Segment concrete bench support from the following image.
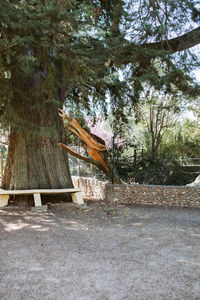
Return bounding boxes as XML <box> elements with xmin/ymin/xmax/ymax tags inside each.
<box><xmin>71</xmin><ymin>191</ymin><xmax>84</xmax><ymax>205</ymax></box>
<box><xmin>33</xmin><ymin>193</ymin><xmax>42</xmax><ymax>207</ymax></box>
<box><xmin>0</xmin><ymin>195</ymin><xmax>9</xmax><ymax>207</ymax></box>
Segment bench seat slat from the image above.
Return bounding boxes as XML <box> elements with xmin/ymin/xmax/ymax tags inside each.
<box><xmin>0</xmin><ymin>188</ymin><xmax>81</xmax><ymax>195</ymax></box>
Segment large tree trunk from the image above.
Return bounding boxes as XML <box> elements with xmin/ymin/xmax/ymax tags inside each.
<box><xmin>1</xmin><ymin>110</ymin><xmax>73</xmax><ymax>205</ymax></box>
<box><xmin>2</xmin><ymin>126</ymin><xmax>73</xmax><ymax>190</ymax></box>
<box><xmin>1</xmin><ymin>71</ymin><xmax>73</xmax><ymax>205</ymax></box>
<box><xmin>2</xmin><ymin>110</ymin><xmax>73</xmax><ymax>205</ymax></box>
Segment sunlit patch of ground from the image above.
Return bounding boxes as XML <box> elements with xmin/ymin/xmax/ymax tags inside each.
<box><xmin>0</xmin><ymin>203</ymin><xmax>200</xmax><ymax>300</ymax></box>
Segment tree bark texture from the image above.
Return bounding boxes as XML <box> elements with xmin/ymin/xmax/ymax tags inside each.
<box><xmin>2</xmin><ymin>122</ymin><xmax>73</xmax><ymax>190</ymax></box>
<box><xmin>1</xmin><ymin>71</ymin><xmax>73</xmax><ymax>203</ymax></box>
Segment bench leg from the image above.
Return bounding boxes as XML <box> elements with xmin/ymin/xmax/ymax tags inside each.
<box><xmin>71</xmin><ymin>192</ymin><xmax>84</xmax><ymax>205</ymax></box>
<box><xmin>33</xmin><ymin>193</ymin><xmax>42</xmax><ymax>207</ymax></box>
<box><xmin>0</xmin><ymin>195</ymin><xmax>9</xmax><ymax>207</ymax></box>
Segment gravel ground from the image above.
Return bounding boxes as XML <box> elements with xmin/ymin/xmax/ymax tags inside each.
<box><xmin>0</xmin><ymin>202</ymin><xmax>200</xmax><ymax>300</ymax></box>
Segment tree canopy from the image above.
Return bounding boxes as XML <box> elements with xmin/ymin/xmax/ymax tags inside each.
<box><xmin>0</xmin><ymin>0</ymin><xmax>200</xmax><ymax>125</ymax></box>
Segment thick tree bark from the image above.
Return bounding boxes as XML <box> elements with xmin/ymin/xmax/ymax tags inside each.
<box><xmin>2</xmin><ymin>125</ymin><xmax>73</xmax><ymax>190</ymax></box>
<box><xmin>1</xmin><ymin>70</ymin><xmax>73</xmax><ymax>205</ymax></box>
<box><xmin>2</xmin><ymin>111</ymin><xmax>73</xmax><ymax>205</ymax></box>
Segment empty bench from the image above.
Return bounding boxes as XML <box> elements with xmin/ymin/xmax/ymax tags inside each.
<box><xmin>0</xmin><ymin>188</ymin><xmax>84</xmax><ymax>207</ymax></box>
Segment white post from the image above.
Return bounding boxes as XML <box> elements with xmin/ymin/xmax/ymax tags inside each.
<box><xmin>71</xmin><ymin>192</ymin><xmax>84</xmax><ymax>205</ymax></box>
<box><xmin>0</xmin><ymin>195</ymin><xmax>9</xmax><ymax>207</ymax></box>
<box><xmin>33</xmin><ymin>193</ymin><xmax>42</xmax><ymax>206</ymax></box>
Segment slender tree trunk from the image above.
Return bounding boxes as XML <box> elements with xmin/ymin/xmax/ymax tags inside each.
<box><xmin>151</xmin><ymin>132</ymin><xmax>156</xmax><ymax>161</ymax></box>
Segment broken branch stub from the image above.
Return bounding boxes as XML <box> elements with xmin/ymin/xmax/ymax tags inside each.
<box><xmin>58</xmin><ymin>110</ymin><xmax>120</xmax><ymax>183</ymax></box>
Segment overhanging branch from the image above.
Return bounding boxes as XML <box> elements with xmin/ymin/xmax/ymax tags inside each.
<box><xmin>89</xmin><ymin>27</ymin><xmax>200</xmax><ymax>66</ymax></box>
<box><xmin>121</xmin><ymin>27</ymin><xmax>200</xmax><ymax>64</ymax></box>
<box><xmin>140</xmin><ymin>26</ymin><xmax>200</xmax><ymax>53</ymax></box>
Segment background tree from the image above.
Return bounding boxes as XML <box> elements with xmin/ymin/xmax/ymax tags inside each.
<box><xmin>160</xmin><ymin>118</ymin><xmax>200</xmax><ymax>159</ymax></box>
<box><xmin>101</xmin><ymin>90</ymin><xmax>200</xmax><ymax>185</ymax></box>
<box><xmin>139</xmin><ymin>87</ymin><xmax>183</xmax><ymax>161</ymax></box>
<box><xmin>0</xmin><ymin>0</ymin><xmax>200</xmax><ymax>200</ymax></box>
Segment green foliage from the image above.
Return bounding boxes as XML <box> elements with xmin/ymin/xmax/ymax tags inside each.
<box><xmin>160</xmin><ymin>118</ymin><xmax>200</xmax><ymax>158</ymax></box>
<box><xmin>108</xmin><ymin>91</ymin><xmax>200</xmax><ymax>185</ymax></box>
<box><xmin>0</xmin><ymin>0</ymin><xmax>200</xmax><ymax>132</ymax></box>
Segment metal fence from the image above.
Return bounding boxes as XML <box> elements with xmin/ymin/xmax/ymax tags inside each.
<box><xmin>68</xmin><ymin>154</ymin><xmax>106</xmax><ymax>180</ymax></box>
<box><xmin>179</xmin><ymin>158</ymin><xmax>200</xmax><ymax>166</ymax></box>
<box><xmin>67</xmin><ymin>147</ymin><xmax>200</xmax><ymax>185</ymax></box>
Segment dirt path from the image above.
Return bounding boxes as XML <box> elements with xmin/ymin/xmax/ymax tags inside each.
<box><xmin>0</xmin><ymin>203</ymin><xmax>200</xmax><ymax>300</ymax></box>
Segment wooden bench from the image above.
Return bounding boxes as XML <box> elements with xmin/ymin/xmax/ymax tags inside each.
<box><xmin>0</xmin><ymin>188</ymin><xmax>84</xmax><ymax>207</ymax></box>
